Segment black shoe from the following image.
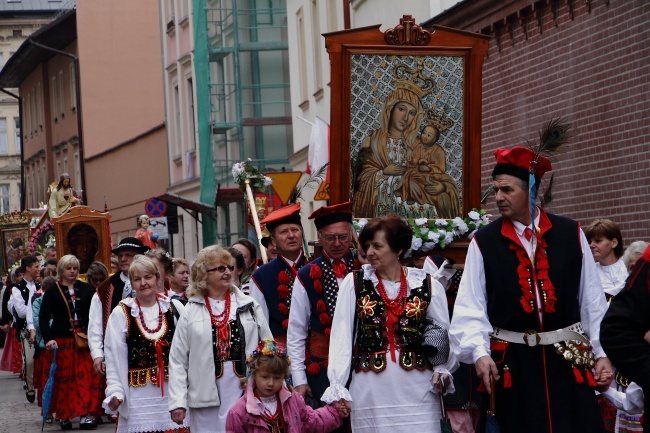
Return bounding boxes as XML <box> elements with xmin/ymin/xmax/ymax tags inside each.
<box><xmin>79</xmin><ymin>415</ymin><xmax>97</xmax><ymax>430</ymax></box>
<box><xmin>60</xmin><ymin>419</ymin><xmax>73</xmax><ymax>430</ymax></box>
<box><xmin>25</xmin><ymin>390</ymin><xmax>35</xmax><ymax>403</ymax></box>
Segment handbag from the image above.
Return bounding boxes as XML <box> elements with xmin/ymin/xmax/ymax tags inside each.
<box><xmin>56</xmin><ymin>283</ymin><xmax>89</xmax><ymax>350</ymax></box>
<box><xmin>421</xmin><ymin>318</ymin><xmax>450</xmax><ymax>366</ymax></box>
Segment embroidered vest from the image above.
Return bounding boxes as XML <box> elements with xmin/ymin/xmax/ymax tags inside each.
<box><xmin>352</xmin><ymin>270</ymin><xmax>432</xmax><ymax>373</ymax></box>
<box><xmin>474</xmin><ymin>214</ymin><xmax>582</xmax><ymax>332</ymax></box>
<box><xmin>251</xmin><ymin>256</ymin><xmax>306</xmax><ymax>337</ymax></box>
<box><xmin>213</xmin><ymin>319</ymin><xmax>246</xmax><ymax>379</ymax></box>
<box><xmin>123</xmin><ymin>304</ymin><xmax>175</xmax><ymax>387</ymax></box>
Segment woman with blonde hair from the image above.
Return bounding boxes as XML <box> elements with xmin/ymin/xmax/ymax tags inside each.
<box><xmin>39</xmin><ymin>254</ymin><xmax>103</xmax><ymax>430</ymax></box>
<box><xmin>168</xmin><ymin>245</ymin><xmax>272</xmax><ymax>433</ymax></box>
<box><xmin>103</xmin><ymin>255</ymin><xmax>189</xmax><ymax>432</ymax></box>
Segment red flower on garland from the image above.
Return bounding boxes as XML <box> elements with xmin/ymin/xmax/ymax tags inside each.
<box><xmin>357</xmin><ymin>295</ymin><xmax>377</xmax><ymax>320</ymax></box>
<box><xmin>282</xmin><ymin>319</ymin><xmax>289</xmax><ymax>329</ymax></box>
<box><xmin>278</xmin><ymin>272</ymin><xmax>290</xmax><ymax>284</ymax></box>
<box><xmin>405</xmin><ymin>296</ymin><xmax>428</xmax><ymax>321</ymax></box>
<box><xmin>316</xmin><ymin>300</ymin><xmax>327</xmax><ymax>313</ymax></box>
<box><xmin>278</xmin><ymin>303</ymin><xmax>289</xmax><ymax>316</ymax></box>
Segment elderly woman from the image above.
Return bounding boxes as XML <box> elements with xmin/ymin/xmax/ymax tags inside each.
<box><xmin>622</xmin><ymin>241</ymin><xmax>649</xmax><ymax>274</ymax></box>
<box><xmin>168</xmin><ymin>245</ymin><xmax>272</xmax><ymax>433</ymax></box>
<box><xmin>103</xmin><ymin>255</ymin><xmax>189</xmax><ymax>432</ymax></box>
<box><xmin>39</xmin><ymin>254</ymin><xmax>103</xmax><ymax>430</ymax></box>
<box><xmin>322</xmin><ymin>215</ymin><xmax>457</xmax><ymax>433</ymax></box>
<box><xmin>584</xmin><ymin>219</ymin><xmax>628</xmax><ymax>299</ymax></box>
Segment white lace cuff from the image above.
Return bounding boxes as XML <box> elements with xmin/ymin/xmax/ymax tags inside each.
<box><xmin>320</xmin><ymin>382</ymin><xmax>353</xmax><ymax>404</ymax></box>
<box><xmin>430</xmin><ymin>368</ymin><xmax>456</xmax><ymax>395</ymax></box>
<box><xmin>102</xmin><ymin>392</ymin><xmax>125</xmax><ymax>415</ymax></box>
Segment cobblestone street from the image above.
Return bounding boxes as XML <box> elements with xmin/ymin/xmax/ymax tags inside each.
<box><xmin>0</xmin><ymin>349</ymin><xmax>114</xmax><ymax>433</ymax></box>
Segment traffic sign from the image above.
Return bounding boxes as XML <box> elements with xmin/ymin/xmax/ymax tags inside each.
<box><xmin>145</xmin><ymin>198</ymin><xmax>167</xmax><ymax>218</ymax></box>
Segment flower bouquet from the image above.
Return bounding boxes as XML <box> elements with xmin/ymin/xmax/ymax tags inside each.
<box><xmin>353</xmin><ymin>209</ymin><xmax>490</xmax><ymax>258</ymax></box>
<box><xmin>231</xmin><ymin>158</ymin><xmax>273</xmax><ymax>192</ymax></box>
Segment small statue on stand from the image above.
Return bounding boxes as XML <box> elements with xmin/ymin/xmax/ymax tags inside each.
<box><xmin>48</xmin><ymin>173</ymin><xmax>82</xmax><ymax>219</ymax></box>
<box><xmin>135</xmin><ymin>214</ymin><xmax>158</xmax><ymax>249</ymax></box>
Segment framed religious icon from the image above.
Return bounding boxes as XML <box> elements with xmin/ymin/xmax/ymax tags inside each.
<box><xmin>0</xmin><ymin>210</ymin><xmax>31</xmax><ymax>270</ymax></box>
<box><xmin>325</xmin><ymin>17</ymin><xmax>488</xmax><ymax>219</ymax></box>
<box><xmin>51</xmin><ymin>205</ymin><xmax>112</xmax><ymax>275</ymax></box>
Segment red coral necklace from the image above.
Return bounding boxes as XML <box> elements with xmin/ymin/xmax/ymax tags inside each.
<box><xmin>205</xmin><ymin>291</ymin><xmax>231</xmax><ymax>328</ymax></box>
<box><xmin>136</xmin><ymin>298</ymin><xmax>163</xmax><ymax>334</ymax></box>
<box><xmin>376</xmin><ymin>267</ymin><xmax>408</xmax><ymax>316</ymax></box>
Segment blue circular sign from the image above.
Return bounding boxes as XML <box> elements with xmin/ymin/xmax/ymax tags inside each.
<box><xmin>145</xmin><ymin>198</ymin><xmax>167</xmax><ymax>218</ymax></box>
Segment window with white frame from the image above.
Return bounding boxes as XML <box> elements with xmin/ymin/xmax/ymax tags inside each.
<box><xmin>0</xmin><ymin>184</ymin><xmax>9</xmax><ymax>213</ymax></box>
<box><xmin>310</xmin><ymin>0</ymin><xmax>323</xmax><ymax>94</ymax></box>
<box><xmin>58</xmin><ymin>70</ymin><xmax>64</xmax><ymax>118</ymax></box>
<box><xmin>14</xmin><ymin>118</ymin><xmax>20</xmax><ymax>153</ymax></box>
<box><xmin>52</xmin><ymin>75</ymin><xmax>58</xmax><ymax>122</ymax></box>
<box><xmin>0</xmin><ymin>118</ymin><xmax>7</xmax><ymax>155</ymax></box>
<box><xmin>186</xmin><ymin>77</ymin><xmax>195</xmax><ymax>149</ymax></box>
<box><xmin>69</xmin><ymin>63</ymin><xmax>76</xmax><ymax>111</ymax></box>
<box><xmin>174</xmin><ymin>83</ymin><xmax>181</xmax><ymax>155</ymax></box>
<box><xmin>296</xmin><ymin>8</ymin><xmax>308</xmax><ymax>105</ymax></box>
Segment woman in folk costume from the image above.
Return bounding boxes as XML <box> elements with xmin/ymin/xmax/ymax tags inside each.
<box><xmin>103</xmin><ymin>255</ymin><xmax>189</xmax><ymax>433</ymax></box>
<box><xmin>0</xmin><ymin>267</ymin><xmax>23</xmax><ymax>374</ymax></box>
<box><xmin>322</xmin><ymin>215</ymin><xmax>457</xmax><ymax>432</ymax></box>
<box><xmin>39</xmin><ymin>255</ymin><xmax>104</xmax><ymax>430</ymax></box>
<box><xmin>168</xmin><ymin>245</ymin><xmax>272</xmax><ymax>433</ymax></box>
<box><xmin>351</xmin><ymin>62</ymin><xmax>427</xmax><ymax>218</ymax></box>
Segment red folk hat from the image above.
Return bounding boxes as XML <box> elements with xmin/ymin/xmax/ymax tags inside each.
<box><xmin>261</xmin><ymin>203</ymin><xmax>302</xmax><ymax>233</ymax></box>
<box><xmin>491</xmin><ymin>146</ymin><xmax>552</xmax><ymax>182</ymax></box>
<box><xmin>308</xmin><ymin>201</ymin><xmax>353</xmax><ymax>231</ymax></box>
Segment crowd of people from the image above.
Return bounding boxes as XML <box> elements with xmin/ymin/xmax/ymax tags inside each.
<box><xmin>0</xmin><ymin>143</ymin><xmax>648</xmax><ymax>433</ymax></box>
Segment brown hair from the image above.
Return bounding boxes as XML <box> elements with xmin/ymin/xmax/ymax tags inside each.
<box><xmin>244</xmin><ymin>353</ymin><xmax>292</xmax><ymax>391</ymax></box>
<box><xmin>187</xmin><ymin>245</ymin><xmax>233</xmax><ymax>298</ymax></box>
<box><xmin>584</xmin><ymin>219</ymin><xmax>624</xmax><ymax>259</ymax></box>
<box><xmin>358</xmin><ymin>214</ymin><xmax>413</xmax><ymax>260</ymax></box>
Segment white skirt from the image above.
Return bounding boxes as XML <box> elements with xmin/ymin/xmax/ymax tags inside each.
<box><xmin>118</xmin><ymin>381</ymin><xmax>190</xmax><ymax>433</ymax></box>
<box><xmin>190</xmin><ymin>361</ymin><xmax>244</xmax><ymax>433</ymax></box>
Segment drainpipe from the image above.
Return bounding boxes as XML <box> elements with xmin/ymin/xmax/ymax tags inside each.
<box><xmin>0</xmin><ymin>88</ymin><xmax>23</xmax><ymax>210</ymax></box>
<box><xmin>28</xmin><ymin>39</ymin><xmax>86</xmax><ymax>205</ymax></box>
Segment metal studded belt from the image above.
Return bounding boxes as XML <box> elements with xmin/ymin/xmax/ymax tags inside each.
<box><xmin>491</xmin><ymin>322</ymin><xmax>589</xmax><ymax>347</ymax></box>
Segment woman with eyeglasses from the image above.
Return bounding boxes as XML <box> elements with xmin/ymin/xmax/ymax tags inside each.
<box><xmin>168</xmin><ymin>245</ymin><xmax>272</xmax><ymax>433</ymax></box>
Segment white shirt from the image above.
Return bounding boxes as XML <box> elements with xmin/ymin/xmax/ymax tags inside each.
<box><xmin>287</xmin><ymin>258</ymin><xmax>345</xmax><ymax>388</ymax></box>
<box><xmin>449</xmin><ymin>227</ymin><xmax>609</xmax><ymax>365</ymax></box>
<box><xmin>11</xmin><ymin>279</ymin><xmax>36</xmax><ymax>330</ymax></box>
<box><xmin>596</xmin><ymin>258</ymin><xmax>628</xmax><ymax>297</ymax></box>
<box><xmin>423</xmin><ymin>257</ymin><xmax>457</xmax><ymax>291</ymax></box>
<box><xmin>88</xmin><ymin>272</ymin><xmax>130</xmax><ymax>360</ymax></box>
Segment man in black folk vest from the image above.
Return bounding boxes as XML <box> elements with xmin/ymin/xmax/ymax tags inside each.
<box><xmin>287</xmin><ymin>201</ymin><xmax>354</xmax><ymax>404</ymax></box>
<box><xmin>450</xmin><ymin>146</ymin><xmax>612</xmax><ymax>433</ymax></box>
<box><xmin>249</xmin><ymin>203</ymin><xmax>307</xmax><ymax>345</ymax></box>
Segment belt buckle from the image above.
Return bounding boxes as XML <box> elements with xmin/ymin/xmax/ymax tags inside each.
<box><xmin>523</xmin><ymin>329</ymin><xmax>540</xmax><ymax>347</ymax></box>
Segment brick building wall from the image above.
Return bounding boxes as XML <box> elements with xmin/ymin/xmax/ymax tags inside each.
<box><xmin>427</xmin><ymin>0</ymin><xmax>650</xmax><ymax>244</ymax></box>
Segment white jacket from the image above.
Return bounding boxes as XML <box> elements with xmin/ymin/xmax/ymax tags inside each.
<box><xmin>167</xmin><ymin>287</ymin><xmax>272</xmax><ymax>411</ymax></box>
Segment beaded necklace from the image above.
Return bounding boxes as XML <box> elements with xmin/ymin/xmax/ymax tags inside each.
<box><xmin>204</xmin><ymin>291</ymin><xmax>231</xmax><ymax>328</ymax></box>
<box><xmin>135</xmin><ymin>298</ymin><xmax>164</xmax><ymax>334</ymax></box>
<box><xmin>375</xmin><ymin>267</ymin><xmax>408</xmax><ymax>362</ymax></box>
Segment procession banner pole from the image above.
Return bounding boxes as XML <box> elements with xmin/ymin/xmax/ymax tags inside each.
<box><xmin>245</xmin><ymin>178</ymin><xmax>268</xmax><ymax>264</ymax></box>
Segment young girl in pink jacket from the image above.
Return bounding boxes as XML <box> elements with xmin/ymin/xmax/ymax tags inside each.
<box><xmin>226</xmin><ymin>339</ymin><xmax>348</xmax><ymax>433</ymax></box>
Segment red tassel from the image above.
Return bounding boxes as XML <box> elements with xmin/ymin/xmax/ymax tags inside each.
<box><xmin>309</xmin><ymin>265</ymin><xmax>322</xmax><ymax>279</ymax></box>
<box><xmin>316</xmin><ymin>300</ymin><xmax>327</xmax><ymax>313</ymax></box>
<box><xmin>313</xmin><ymin>280</ymin><xmax>323</xmax><ymax>294</ymax></box>
<box><xmin>278</xmin><ymin>303</ymin><xmax>289</xmax><ymax>316</ymax></box>
<box><xmin>278</xmin><ymin>272</ymin><xmax>290</xmax><ymax>284</ymax></box>
<box><xmin>278</xmin><ymin>284</ymin><xmax>290</xmax><ymax>300</ymax></box>
<box><xmin>307</xmin><ymin>362</ymin><xmax>321</xmax><ymax>376</ymax></box>
<box><xmin>477</xmin><ymin>381</ymin><xmax>486</xmax><ymax>393</ymax></box>
<box><xmin>324</xmin><ymin>328</ymin><xmax>331</xmax><ymax>337</ymax></box>
<box><xmin>319</xmin><ymin>313</ymin><xmax>332</xmax><ymax>327</ymax></box>
<box><xmin>585</xmin><ymin>368</ymin><xmax>598</xmax><ymax>388</ymax></box>
<box><xmin>282</xmin><ymin>319</ymin><xmax>289</xmax><ymax>330</ymax></box>
<box><xmin>573</xmin><ymin>365</ymin><xmax>584</xmax><ymax>384</ymax></box>
<box><xmin>503</xmin><ymin>366</ymin><xmax>512</xmax><ymax>389</ymax></box>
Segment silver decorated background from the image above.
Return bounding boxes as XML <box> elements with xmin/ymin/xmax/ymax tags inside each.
<box><xmin>349</xmin><ymin>54</ymin><xmax>465</xmax><ymax>215</ymax></box>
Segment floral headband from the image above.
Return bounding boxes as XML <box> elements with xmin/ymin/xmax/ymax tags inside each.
<box><xmin>246</xmin><ymin>338</ymin><xmax>289</xmax><ymax>364</ymax></box>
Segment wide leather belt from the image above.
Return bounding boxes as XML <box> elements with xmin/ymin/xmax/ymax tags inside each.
<box><xmin>491</xmin><ymin>322</ymin><xmax>589</xmax><ymax>347</ymax></box>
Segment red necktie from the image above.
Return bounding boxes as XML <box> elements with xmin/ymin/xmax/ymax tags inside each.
<box><xmin>291</xmin><ymin>263</ymin><xmax>298</xmax><ymax>278</ymax></box>
<box><xmin>524</xmin><ymin>227</ymin><xmax>533</xmax><ymax>242</ymax></box>
<box><xmin>332</xmin><ymin>260</ymin><xmax>347</xmax><ymax>279</ymax></box>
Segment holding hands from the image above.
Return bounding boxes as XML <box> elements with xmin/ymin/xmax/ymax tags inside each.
<box><xmin>332</xmin><ymin>399</ymin><xmax>350</xmax><ymax>418</ymax></box>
